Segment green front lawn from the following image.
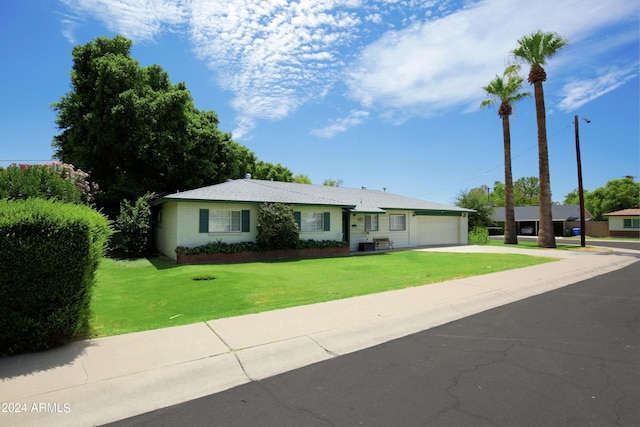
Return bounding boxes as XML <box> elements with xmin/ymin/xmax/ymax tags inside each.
<box><xmin>91</xmin><ymin>251</ymin><xmax>557</xmax><ymax>337</ymax></box>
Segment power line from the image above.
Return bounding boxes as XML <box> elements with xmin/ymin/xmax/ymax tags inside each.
<box><xmin>0</xmin><ymin>160</ymin><xmax>54</xmax><ymax>162</ymax></box>
<box><xmin>415</xmin><ymin>122</ymin><xmax>573</xmax><ymax>198</ymax></box>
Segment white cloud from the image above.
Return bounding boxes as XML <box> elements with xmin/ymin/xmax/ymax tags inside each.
<box><xmin>59</xmin><ymin>0</ymin><xmax>435</xmax><ymax>138</ymax></box>
<box><xmin>346</xmin><ymin>0</ymin><xmax>639</xmax><ymax>119</ymax></box>
<box><xmin>58</xmin><ymin>13</ymin><xmax>81</xmax><ymax>43</ymax></box>
<box><xmin>60</xmin><ymin>0</ymin><xmax>187</xmax><ymax>41</ymax></box>
<box><xmin>311</xmin><ymin>110</ymin><xmax>370</xmax><ymax>138</ymax></box>
<box><xmin>58</xmin><ymin>0</ymin><xmax>638</xmax><ymax>139</ymax></box>
<box><xmin>187</xmin><ymin>0</ymin><xmax>365</xmax><ymax>137</ymax></box>
<box><xmin>558</xmin><ymin>65</ymin><xmax>638</xmax><ymax>111</ymax></box>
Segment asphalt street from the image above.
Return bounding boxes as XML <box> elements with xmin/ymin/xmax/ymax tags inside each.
<box><xmin>106</xmin><ymin>260</ymin><xmax>640</xmax><ymax>427</ymax></box>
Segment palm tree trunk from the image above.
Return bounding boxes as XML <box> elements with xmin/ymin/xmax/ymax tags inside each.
<box><xmin>533</xmin><ymin>80</ymin><xmax>556</xmax><ymax>248</ymax></box>
<box><xmin>502</xmin><ymin>115</ymin><xmax>518</xmax><ymax>244</ymax></box>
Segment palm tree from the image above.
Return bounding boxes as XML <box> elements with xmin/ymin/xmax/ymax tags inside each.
<box><xmin>512</xmin><ymin>30</ymin><xmax>567</xmax><ymax>248</ymax></box>
<box><xmin>481</xmin><ymin>65</ymin><xmax>531</xmax><ymax>245</ymax></box>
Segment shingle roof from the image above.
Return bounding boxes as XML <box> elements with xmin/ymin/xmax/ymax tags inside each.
<box><xmin>156</xmin><ymin>178</ymin><xmax>472</xmax><ymax>213</ymax></box>
<box><xmin>603</xmin><ymin>208</ymin><xmax>640</xmax><ymax>217</ymax></box>
<box><xmin>492</xmin><ymin>205</ymin><xmax>593</xmax><ymax>222</ymax></box>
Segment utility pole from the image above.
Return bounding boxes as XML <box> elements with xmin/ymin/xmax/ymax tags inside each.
<box><xmin>574</xmin><ymin>115</ymin><xmax>590</xmax><ymax>247</ymax></box>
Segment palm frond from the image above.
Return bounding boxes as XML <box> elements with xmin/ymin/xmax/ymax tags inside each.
<box><xmin>512</xmin><ymin>30</ymin><xmax>568</xmax><ymax>66</ymax></box>
<box><xmin>480</xmin><ymin>66</ymin><xmax>530</xmax><ymax>113</ymax></box>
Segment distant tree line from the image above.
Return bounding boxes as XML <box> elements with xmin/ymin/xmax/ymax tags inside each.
<box><xmin>563</xmin><ymin>177</ymin><xmax>639</xmax><ymax>221</ymax></box>
<box><xmin>455</xmin><ymin>176</ymin><xmax>639</xmax><ymax>229</ymax></box>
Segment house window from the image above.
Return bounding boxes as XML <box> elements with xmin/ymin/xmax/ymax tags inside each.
<box><xmin>389</xmin><ymin>214</ymin><xmax>406</xmax><ymax>231</ymax></box>
<box><xmin>623</xmin><ymin>218</ymin><xmax>640</xmax><ymax>228</ymax></box>
<box><xmin>365</xmin><ymin>214</ymin><xmax>378</xmax><ymax>231</ymax></box>
<box><xmin>211</xmin><ymin>210</ymin><xmax>241</xmax><ymax>232</ymax></box>
<box><xmin>301</xmin><ymin>212</ymin><xmax>324</xmax><ymax>232</ymax></box>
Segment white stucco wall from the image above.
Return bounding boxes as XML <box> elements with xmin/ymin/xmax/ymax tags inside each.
<box><xmin>608</xmin><ymin>217</ymin><xmax>621</xmax><ymax>231</ymax></box>
<box><xmin>293</xmin><ymin>205</ymin><xmax>344</xmax><ymax>242</ymax></box>
<box><xmin>156</xmin><ymin>202</ymin><xmax>344</xmax><ymax>260</ymax></box>
<box><xmin>157</xmin><ymin>202</ymin><xmax>469</xmax><ymax>259</ymax></box>
<box><xmin>348</xmin><ymin>211</ymin><xmax>468</xmax><ymax>251</ymax></box>
<box><xmin>155</xmin><ymin>202</ymin><xmax>178</xmax><ymax>259</ymax></box>
<box><xmin>348</xmin><ymin>210</ymin><xmax>412</xmax><ymax>251</ymax></box>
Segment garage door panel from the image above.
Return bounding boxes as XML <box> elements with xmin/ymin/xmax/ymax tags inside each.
<box><xmin>417</xmin><ymin>217</ymin><xmax>458</xmax><ymax>246</ymax></box>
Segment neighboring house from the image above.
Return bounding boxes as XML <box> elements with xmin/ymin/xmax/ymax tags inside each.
<box><xmin>153</xmin><ymin>177</ymin><xmax>473</xmax><ymax>260</ymax></box>
<box><xmin>492</xmin><ymin>205</ymin><xmax>593</xmax><ymax>236</ymax></box>
<box><xmin>603</xmin><ymin>208</ymin><xmax>640</xmax><ymax>238</ymax></box>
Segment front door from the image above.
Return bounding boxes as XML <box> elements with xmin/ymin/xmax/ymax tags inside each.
<box><xmin>342</xmin><ymin>209</ymin><xmax>350</xmax><ymax>244</ymax></box>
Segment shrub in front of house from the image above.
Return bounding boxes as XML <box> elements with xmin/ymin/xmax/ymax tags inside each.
<box><xmin>175</xmin><ymin>239</ymin><xmax>348</xmax><ymax>257</ymax></box>
<box><xmin>0</xmin><ymin>199</ymin><xmax>112</xmax><ymax>355</ymax></box>
<box><xmin>176</xmin><ymin>240</ymin><xmax>261</xmax><ymax>256</ymax></box>
<box><xmin>256</xmin><ymin>202</ymin><xmax>299</xmax><ymax>250</ymax></box>
<box><xmin>112</xmin><ymin>193</ymin><xmax>154</xmax><ymax>257</ymax></box>
<box><xmin>468</xmin><ymin>226</ymin><xmax>490</xmax><ymax>245</ymax></box>
<box><xmin>296</xmin><ymin>239</ymin><xmax>349</xmax><ymax>249</ymax></box>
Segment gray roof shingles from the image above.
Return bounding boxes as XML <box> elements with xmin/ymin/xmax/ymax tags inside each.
<box><xmin>158</xmin><ymin>179</ymin><xmax>472</xmax><ymax>213</ymax></box>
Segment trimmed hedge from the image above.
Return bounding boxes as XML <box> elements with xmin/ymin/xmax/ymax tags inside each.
<box><xmin>176</xmin><ymin>240</ymin><xmax>260</xmax><ymax>256</ymax></box>
<box><xmin>0</xmin><ymin>199</ymin><xmax>113</xmax><ymax>355</ymax></box>
<box><xmin>487</xmin><ymin>227</ymin><xmax>504</xmax><ymax>236</ymax></box>
<box><xmin>175</xmin><ymin>239</ymin><xmax>348</xmax><ymax>257</ymax></box>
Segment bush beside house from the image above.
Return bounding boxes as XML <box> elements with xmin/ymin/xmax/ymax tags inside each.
<box><xmin>0</xmin><ymin>199</ymin><xmax>113</xmax><ymax>355</ymax></box>
<box><xmin>176</xmin><ymin>239</ymin><xmax>349</xmax><ymax>264</ymax></box>
<box><xmin>256</xmin><ymin>202</ymin><xmax>299</xmax><ymax>250</ymax></box>
<box><xmin>112</xmin><ymin>193</ymin><xmax>154</xmax><ymax>257</ymax></box>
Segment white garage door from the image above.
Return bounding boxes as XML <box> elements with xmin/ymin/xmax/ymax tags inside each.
<box><xmin>416</xmin><ymin>216</ymin><xmax>459</xmax><ymax>246</ymax></box>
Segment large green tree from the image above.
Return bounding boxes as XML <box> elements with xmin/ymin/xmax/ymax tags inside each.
<box><xmin>563</xmin><ymin>188</ymin><xmax>582</xmax><ymax>205</ymax></box>
<box><xmin>250</xmin><ymin>161</ymin><xmax>294</xmax><ymax>182</ymax></box>
<box><xmin>585</xmin><ymin>178</ymin><xmax>640</xmax><ymax>220</ymax></box>
<box><xmin>481</xmin><ymin>65</ymin><xmax>531</xmax><ymax>244</ymax></box>
<box><xmin>488</xmin><ymin>181</ymin><xmax>506</xmax><ymax>207</ymax></box>
<box><xmin>323</xmin><ymin>178</ymin><xmax>344</xmax><ymax>187</ymax></box>
<box><xmin>513</xmin><ymin>30</ymin><xmax>567</xmax><ymax>248</ymax></box>
<box><xmin>454</xmin><ymin>187</ymin><xmax>495</xmax><ymax>230</ymax></box>
<box><xmin>52</xmin><ymin>35</ymin><xmax>290</xmax><ymax>215</ymax></box>
<box><xmin>513</xmin><ymin>176</ymin><xmax>541</xmax><ymax>206</ymax></box>
<box><xmin>486</xmin><ymin>177</ymin><xmax>541</xmax><ymax>207</ymax></box>
<box><xmin>293</xmin><ymin>174</ymin><xmax>312</xmax><ymax>184</ymax></box>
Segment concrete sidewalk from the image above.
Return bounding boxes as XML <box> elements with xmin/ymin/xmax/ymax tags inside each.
<box><xmin>1</xmin><ymin>247</ymin><xmax>638</xmax><ymax>426</ymax></box>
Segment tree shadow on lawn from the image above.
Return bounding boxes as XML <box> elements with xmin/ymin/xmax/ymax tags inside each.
<box><xmin>147</xmin><ymin>255</ymin><xmax>182</xmax><ymax>270</ymax></box>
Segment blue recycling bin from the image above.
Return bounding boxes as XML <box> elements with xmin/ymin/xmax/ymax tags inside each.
<box><xmin>571</xmin><ymin>227</ymin><xmax>581</xmax><ymax>236</ymax></box>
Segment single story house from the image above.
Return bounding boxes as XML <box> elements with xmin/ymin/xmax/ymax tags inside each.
<box><xmin>603</xmin><ymin>208</ymin><xmax>640</xmax><ymax>237</ymax></box>
<box><xmin>153</xmin><ymin>177</ymin><xmax>473</xmax><ymax>260</ymax></box>
<box><xmin>492</xmin><ymin>205</ymin><xmax>593</xmax><ymax>236</ymax></box>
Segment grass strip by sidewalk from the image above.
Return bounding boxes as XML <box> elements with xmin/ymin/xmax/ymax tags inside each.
<box><xmin>488</xmin><ymin>239</ymin><xmax>609</xmax><ymax>251</ymax></box>
<box><xmin>488</xmin><ymin>240</ymin><xmax>578</xmax><ymax>250</ymax></box>
<box><xmin>91</xmin><ymin>251</ymin><xmax>557</xmax><ymax>337</ymax></box>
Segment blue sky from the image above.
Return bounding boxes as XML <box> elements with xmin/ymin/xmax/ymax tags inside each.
<box><xmin>1</xmin><ymin>0</ymin><xmax>638</xmax><ymax>205</ymax></box>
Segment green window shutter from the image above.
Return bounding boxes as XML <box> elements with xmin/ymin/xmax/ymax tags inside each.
<box><xmin>242</xmin><ymin>210</ymin><xmax>250</xmax><ymax>232</ymax></box>
<box><xmin>199</xmin><ymin>209</ymin><xmax>209</xmax><ymax>233</ymax></box>
<box><xmin>323</xmin><ymin>212</ymin><xmax>330</xmax><ymax>231</ymax></box>
<box><xmin>294</xmin><ymin>211</ymin><xmax>301</xmax><ymax>228</ymax></box>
